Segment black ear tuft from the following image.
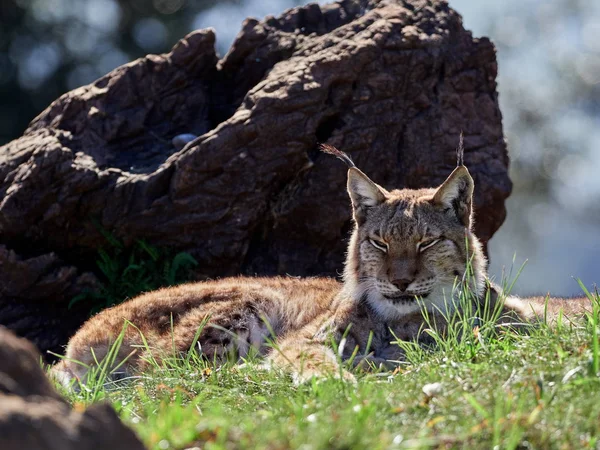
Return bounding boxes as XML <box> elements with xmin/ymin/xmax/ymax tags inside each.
<box><xmin>320</xmin><ymin>143</ymin><xmax>387</xmax><ymax>224</ymax></box>
<box><xmin>456</xmin><ymin>132</ymin><xmax>464</xmax><ymax>167</ymax></box>
<box><xmin>319</xmin><ymin>144</ymin><xmax>356</xmax><ymax>168</ymax></box>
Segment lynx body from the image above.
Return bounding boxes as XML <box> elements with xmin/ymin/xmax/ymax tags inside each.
<box><xmin>53</xmin><ymin>145</ymin><xmax>590</xmax><ymax>385</ymax></box>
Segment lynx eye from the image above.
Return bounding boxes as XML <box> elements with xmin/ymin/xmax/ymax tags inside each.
<box><xmin>418</xmin><ymin>238</ymin><xmax>441</xmax><ymax>252</ymax></box>
<box><xmin>368</xmin><ymin>238</ymin><xmax>388</xmax><ymax>253</ymax></box>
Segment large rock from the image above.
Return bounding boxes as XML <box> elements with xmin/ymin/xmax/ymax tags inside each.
<box><xmin>0</xmin><ymin>245</ymin><xmax>99</xmax><ymax>357</ymax></box>
<box><xmin>0</xmin><ymin>327</ymin><xmax>146</xmax><ymax>450</ymax></box>
<box><xmin>0</xmin><ymin>0</ymin><xmax>511</xmax><ymax>355</ymax></box>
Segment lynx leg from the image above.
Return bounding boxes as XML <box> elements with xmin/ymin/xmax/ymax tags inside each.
<box><xmin>269</xmin><ymin>334</ymin><xmax>356</xmax><ymax>384</ymax></box>
<box><xmin>154</xmin><ymin>303</ymin><xmax>274</xmax><ymax>364</ymax></box>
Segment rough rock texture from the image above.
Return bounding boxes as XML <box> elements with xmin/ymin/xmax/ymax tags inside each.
<box><xmin>0</xmin><ymin>245</ymin><xmax>99</xmax><ymax>355</ymax></box>
<box><xmin>0</xmin><ymin>327</ymin><xmax>146</xmax><ymax>450</ymax></box>
<box><xmin>0</xmin><ymin>0</ymin><xmax>511</xmax><ymax>355</ymax></box>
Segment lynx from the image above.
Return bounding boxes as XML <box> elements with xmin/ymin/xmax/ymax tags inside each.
<box><xmin>52</xmin><ymin>144</ymin><xmax>591</xmax><ymax>385</ymax></box>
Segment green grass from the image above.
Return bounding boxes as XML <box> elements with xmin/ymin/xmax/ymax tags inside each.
<box><xmin>53</xmin><ymin>283</ymin><xmax>600</xmax><ymax>449</ymax></box>
<box><xmin>70</xmin><ymin>233</ymin><xmax>198</xmax><ymax>314</ymax></box>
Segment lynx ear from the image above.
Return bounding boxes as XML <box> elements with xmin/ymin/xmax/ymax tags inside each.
<box><xmin>433</xmin><ymin>166</ymin><xmax>474</xmax><ymax>227</ymax></box>
<box><xmin>347</xmin><ymin>167</ymin><xmax>387</xmax><ymax>224</ymax></box>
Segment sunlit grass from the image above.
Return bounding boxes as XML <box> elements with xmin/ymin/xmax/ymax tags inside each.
<box><xmin>51</xmin><ymin>275</ymin><xmax>600</xmax><ymax>449</ymax></box>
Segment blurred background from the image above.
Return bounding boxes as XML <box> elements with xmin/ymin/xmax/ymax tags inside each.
<box><xmin>1</xmin><ymin>0</ymin><xmax>598</xmax><ymax>296</ymax></box>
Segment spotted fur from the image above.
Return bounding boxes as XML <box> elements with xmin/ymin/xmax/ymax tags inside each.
<box><xmin>51</xmin><ymin>146</ymin><xmax>592</xmax><ymax>386</ymax></box>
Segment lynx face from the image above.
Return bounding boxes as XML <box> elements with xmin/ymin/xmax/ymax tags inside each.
<box><xmin>343</xmin><ymin>165</ymin><xmax>487</xmax><ymax>320</ymax></box>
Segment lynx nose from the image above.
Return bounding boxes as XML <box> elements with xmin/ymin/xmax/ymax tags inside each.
<box><xmin>391</xmin><ymin>278</ymin><xmax>413</xmax><ymax>292</ymax></box>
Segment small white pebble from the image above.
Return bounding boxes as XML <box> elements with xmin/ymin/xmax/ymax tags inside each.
<box><xmin>393</xmin><ymin>434</ymin><xmax>404</xmax><ymax>445</ymax></box>
<box><xmin>306</xmin><ymin>413</ymin><xmax>317</xmax><ymax>423</ymax></box>
<box><xmin>422</xmin><ymin>382</ymin><xmax>443</xmax><ymax>397</ymax></box>
<box><xmin>353</xmin><ymin>404</ymin><xmax>362</xmax><ymax>412</ymax></box>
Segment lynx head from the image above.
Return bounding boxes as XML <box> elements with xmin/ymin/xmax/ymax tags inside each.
<box><xmin>321</xmin><ymin>144</ymin><xmax>487</xmax><ymax>320</ymax></box>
